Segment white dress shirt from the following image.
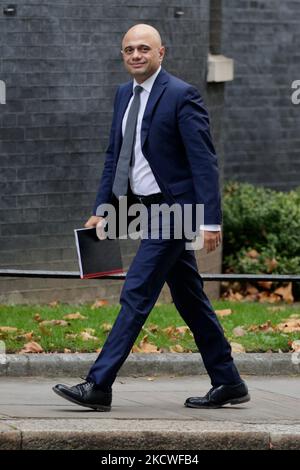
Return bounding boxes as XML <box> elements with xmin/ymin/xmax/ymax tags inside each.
<box><xmin>121</xmin><ymin>66</ymin><xmax>220</xmax><ymax>232</ymax></box>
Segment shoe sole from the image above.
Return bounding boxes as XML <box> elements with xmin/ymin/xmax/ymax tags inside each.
<box><xmin>52</xmin><ymin>386</ymin><xmax>111</xmax><ymax>412</ymax></box>
<box><xmin>185</xmin><ymin>393</ymin><xmax>251</xmax><ymax>409</ymax></box>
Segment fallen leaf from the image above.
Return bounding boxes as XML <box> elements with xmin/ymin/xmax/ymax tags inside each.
<box><xmin>233</xmin><ymin>326</ymin><xmax>246</xmax><ymax>337</ymax></box>
<box><xmin>64</xmin><ymin>348</ymin><xmax>72</xmax><ymax>353</ymax></box>
<box><xmin>291</xmin><ymin>340</ymin><xmax>300</xmax><ymax>352</ymax></box>
<box><xmin>257</xmin><ymin>281</ymin><xmax>273</xmax><ymax>290</ymax></box>
<box><xmin>33</xmin><ymin>313</ymin><xmax>42</xmax><ymax>322</ymax></box>
<box><xmin>101</xmin><ymin>323</ymin><xmax>112</xmax><ymax>333</ymax></box>
<box><xmin>65</xmin><ymin>333</ymin><xmax>78</xmax><ymax>340</ymax></box>
<box><xmin>215</xmin><ymin>309</ymin><xmax>232</xmax><ymax>317</ymax></box>
<box><xmin>248</xmin><ymin>320</ymin><xmax>274</xmax><ymax>333</ymax></box>
<box><xmin>14</xmin><ymin>331</ymin><xmax>34</xmax><ymax>341</ymax></box>
<box><xmin>80</xmin><ymin>331</ymin><xmax>99</xmax><ymax>341</ymax></box>
<box><xmin>162</xmin><ymin>326</ymin><xmax>190</xmax><ymax>338</ymax></box>
<box><xmin>274</xmin><ymin>283</ymin><xmax>294</xmax><ymax>303</ymax></box>
<box><xmin>162</xmin><ymin>326</ymin><xmax>177</xmax><ymax>337</ymax></box>
<box><xmin>136</xmin><ymin>335</ymin><xmax>159</xmax><ymax>353</ymax></box>
<box><xmin>244</xmin><ymin>294</ymin><xmax>259</xmax><ymax>301</ymax></box>
<box><xmin>169</xmin><ymin>344</ymin><xmax>185</xmax><ymax>353</ymax></box>
<box><xmin>48</xmin><ymin>301</ymin><xmax>59</xmax><ymax>307</ymax></box>
<box><xmin>63</xmin><ymin>313</ymin><xmax>87</xmax><ymax>320</ymax></box>
<box><xmin>0</xmin><ymin>326</ymin><xmax>18</xmax><ymax>333</ymax></box>
<box><xmin>246</xmin><ymin>284</ymin><xmax>259</xmax><ymax>295</ymax></box>
<box><xmin>91</xmin><ymin>299</ymin><xmax>109</xmax><ymax>309</ymax></box>
<box><xmin>230</xmin><ymin>342</ymin><xmax>246</xmax><ymax>353</ymax></box>
<box><xmin>144</xmin><ymin>324</ymin><xmax>159</xmax><ymax>333</ymax></box>
<box><xmin>176</xmin><ymin>326</ymin><xmax>190</xmax><ymax>336</ymax></box>
<box><xmin>228</xmin><ymin>291</ymin><xmax>244</xmax><ymax>301</ymax></box>
<box><xmin>20</xmin><ymin>341</ymin><xmax>44</xmax><ymax>353</ymax></box>
<box><xmin>258</xmin><ymin>291</ymin><xmax>281</xmax><ymax>303</ymax></box>
<box><xmin>277</xmin><ymin>319</ymin><xmax>300</xmax><ymax>333</ymax></box>
<box><xmin>40</xmin><ymin>319</ymin><xmax>69</xmax><ymax>327</ymax></box>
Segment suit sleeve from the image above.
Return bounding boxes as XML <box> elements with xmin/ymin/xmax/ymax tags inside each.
<box><xmin>177</xmin><ymin>86</ymin><xmax>222</xmax><ymax>225</ymax></box>
<box><xmin>92</xmin><ymin>87</ymin><xmax>120</xmax><ymax>216</ymax></box>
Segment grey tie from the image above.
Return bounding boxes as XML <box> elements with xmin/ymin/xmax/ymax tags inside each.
<box><xmin>112</xmin><ymin>85</ymin><xmax>143</xmax><ymax>198</ymax></box>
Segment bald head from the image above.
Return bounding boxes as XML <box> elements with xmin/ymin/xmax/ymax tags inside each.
<box><xmin>121</xmin><ymin>24</ymin><xmax>165</xmax><ymax>83</ymax></box>
<box><xmin>122</xmin><ymin>24</ymin><xmax>162</xmax><ymax>49</ymax></box>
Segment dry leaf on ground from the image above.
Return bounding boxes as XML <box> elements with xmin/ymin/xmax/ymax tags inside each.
<box><xmin>40</xmin><ymin>320</ymin><xmax>69</xmax><ymax>327</ymax></box>
<box><xmin>233</xmin><ymin>326</ymin><xmax>246</xmax><ymax>337</ymax></box>
<box><xmin>0</xmin><ymin>326</ymin><xmax>18</xmax><ymax>333</ymax></box>
<box><xmin>258</xmin><ymin>292</ymin><xmax>281</xmax><ymax>303</ymax></box>
<box><xmin>230</xmin><ymin>342</ymin><xmax>246</xmax><ymax>353</ymax></box>
<box><xmin>247</xmin><ymin>320</ymin><xmax>274</xmax><ymax>333</ymax></box>
<box><xmin>91</xmin><ymin>299</ymin><xmax>109</xmax><ymax>309</ymax></box>
<box><xmin>80</xmin><ymin>331</ymin><xmax>99</xmax><ymax>341</ymax></box>
<box><xmin>290</xmin><ymin>340</ymin><xmax>300</xmax><ymax>352</ymax></box>
<box><xmin>215</xmin><ymin>309</ymin><xmax>232</xmax><ymax>317</ymax></box>
<box><xmin>20</xmin><ymin>341</ymin><xmax>44</xmax><ymax>353</ymax></box>
<box><xmin>134</xmin><ymin>335</ymin><xmax>160</xmax><ymax>353</ymax></box>
<box><xmin>277</xmin><ymin>319</ymin><xmax>300</xmax><ymax>333</ymax></box>
<box><xmin>273</xmin><ymin>283</ymin><xmax>294</xmax><ymax>303</ymax></box>
<box><xmin>63</xmin><ymin>313</ymin><xmax>87</xmax><ymax>320</ymax></box>
<box><xmin>169</xmin><ymin>344</ymin><xmax>185</xmax><ymax>353</ymax></box>
<box><xmin>257</xmin><ymin>281</ymin><xmax>273</xmax><ymax>290</ymax></box>
<box><xmin>101</xmin><ymin>323</ymin><xmax>112</xmax><ymax>333</ymax></box>
<box><xmin>33</xmin><ymin>314</ymin><xmax>42</xmax><ymax>322</ymax></box>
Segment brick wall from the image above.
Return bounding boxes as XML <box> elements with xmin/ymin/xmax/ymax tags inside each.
<box><xmin>221</xmin><ymin>0</ymin><xmax>300</xmax><ymax>190</ymax></box>
<box><xmin>0</xmin><ymin>0</ymin><xmax>222</xmax><ymax>303</ymax></box>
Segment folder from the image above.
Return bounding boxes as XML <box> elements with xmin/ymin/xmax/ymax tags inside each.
<box><xmin>74</xmin><ymin>227</ymin><xmax>124</xmax><ymax>279</ymax></box>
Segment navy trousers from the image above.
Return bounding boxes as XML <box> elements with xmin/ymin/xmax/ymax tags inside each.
<box><xmin>86</xmin><ymin>204</ymin><xmax>241</xmax><ymax>389</ymax></box>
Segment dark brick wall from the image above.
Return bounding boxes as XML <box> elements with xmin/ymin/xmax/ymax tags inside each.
<box><xmin>221</xmin><ymin>0</ymin><xmax>300</xmax><ymax>190</ymax></box>
<box><xmin>0</xmin><ymin>0</ymin><xmax>221</xmax><ymax>303</ymax></box>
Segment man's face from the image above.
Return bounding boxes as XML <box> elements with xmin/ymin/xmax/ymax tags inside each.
<box><xmin>121</xmin><ymin>29</ymin><xmax>165</xmax><ymax>83</ymax></box>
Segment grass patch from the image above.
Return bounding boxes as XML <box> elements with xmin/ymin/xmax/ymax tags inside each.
<box><xmin>0</xmin><ymin>301</ymin><xmax>299</xmax><ymax>353</ymax></box>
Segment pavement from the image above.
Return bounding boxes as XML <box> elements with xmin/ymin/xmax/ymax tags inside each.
<box><xmin>0</xmin><ymin>375</ymin><xmax>300</xmax><ymax>450</ymax></box>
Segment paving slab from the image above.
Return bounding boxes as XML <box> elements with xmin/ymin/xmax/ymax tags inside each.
<box><xmin>0</xmin><ymin>376</ymin><xmax>299</xmax><ymax>449</ymax></box>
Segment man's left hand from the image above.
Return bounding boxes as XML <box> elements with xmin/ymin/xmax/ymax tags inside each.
<box><xmin>203</xmin><ymin>230</ymin><xmax>222</xmax><ymax>253</ymax></box>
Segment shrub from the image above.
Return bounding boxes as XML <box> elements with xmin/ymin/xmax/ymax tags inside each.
<box><xmin>222</xmin><ymin>182</ymin><xmax>300</xmax><ymax>276</ymax></box>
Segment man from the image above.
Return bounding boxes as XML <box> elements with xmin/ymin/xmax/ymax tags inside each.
<box><xmin>53</xmin><ymin>24</ymin><xmax>250</xmax><ymax>411</ymax></box>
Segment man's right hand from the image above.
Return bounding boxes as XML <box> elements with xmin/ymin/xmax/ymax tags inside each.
<box><xmin>84</xmin><ymin>216</ymin><xmax>107</xmax><ymax>240</ymax></box>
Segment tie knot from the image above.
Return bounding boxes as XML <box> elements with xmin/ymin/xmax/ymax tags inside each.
<box><xmin>134</xmin><ymin>85</ymin><xmax>143</xmax><ymax>95</ymax></box>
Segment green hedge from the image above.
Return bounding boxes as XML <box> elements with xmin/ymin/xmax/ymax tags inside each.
<box><xmin>222</xmin><ymin>182</ymin><xmax>300</xmax><ymax>275</ymax></box>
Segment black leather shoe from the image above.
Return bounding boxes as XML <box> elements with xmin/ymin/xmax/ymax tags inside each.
<box><xmin>53</xmin><ymin>380</ymin><xmax>112</xmax><ymax>411</ymax></box>
<box><xmin>185</xmin><ymin>381</ymin><xmax>250</xmax><ymax>409</ymax></box>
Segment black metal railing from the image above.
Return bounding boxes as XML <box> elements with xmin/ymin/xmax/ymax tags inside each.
<box><xmin>0</xmin><ymin>269</ymin><xmax>299</xmax><ymax>282</ymax></box>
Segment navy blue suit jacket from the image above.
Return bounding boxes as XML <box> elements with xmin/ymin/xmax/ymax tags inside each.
<box><xmin>92</xmin><ymin>68</ymin><xmax>222</xmax><ymax>226</ymax></box>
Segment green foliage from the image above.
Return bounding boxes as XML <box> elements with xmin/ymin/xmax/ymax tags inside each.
<box><xmin>222</xmin><ymin>182</ymin><xmax>300</xmax><ymax>274</ymax></box>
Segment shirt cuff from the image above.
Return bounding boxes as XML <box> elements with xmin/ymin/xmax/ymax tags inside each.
<box><xmin>200</xmin><ymin>224</ymin><xmax>221</xmax><ymax>231</ymax></box>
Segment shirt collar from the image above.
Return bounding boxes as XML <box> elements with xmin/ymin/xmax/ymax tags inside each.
<box><xmin>133</xmin><ymin>65</ymin><xmax>161</xmax><ymax>93</ymax></box>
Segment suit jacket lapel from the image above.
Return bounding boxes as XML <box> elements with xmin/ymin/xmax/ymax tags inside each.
<box><xmin>115</xmin><ymin>83</ymin><xmax>132</xmax><ymax>159</ymax></box>
<box><xmin>141</xmin><ymin>69</ymin><xmax>169</xmax><ymax>149</ymax></box>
